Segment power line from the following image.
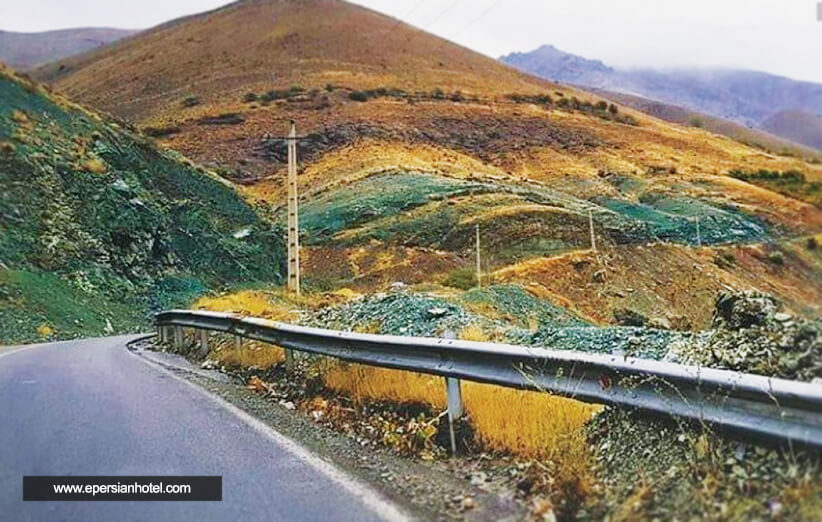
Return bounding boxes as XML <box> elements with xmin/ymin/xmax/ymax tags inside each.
<box><xmin>444</xmin><ymin>0</ymin><xmax>503</xmax><ymax>42</ymax></box>
<box><xmin>400</xmin><ymin>0</ymin><xmax>428</xmax><ymax>21</ymax></box>
<box><xmin>383</xmin><ymin>0</ymin><xmax>428</xmax><ymax>35</ymax></box>
<box><xmin>421</xmin><ymin>0</ymin><xmax>462</xmax><ymax>30</ymax></box>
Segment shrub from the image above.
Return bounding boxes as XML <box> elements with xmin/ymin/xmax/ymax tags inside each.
<box><xmin>325</xmin><ymin>83</ymin><xmax>336</xmax><ymax>92</ymax></box>
<box><xmin>0</xmin><ymin>141</ymin><xmax>15</xmax><ymax>155</ymax></box>
<box><xmin>767</xmin><ymin>250</ymin><xmax>785</xmax><ymax>265</ymax></box>
<box><xmin>808</xmin><ymin>237</ymin><xmax>819</xmax><ymax>250</ymax></box>
<box><xmin>348</xmin><ymin>91</ymin><xmax>369</xmax><ymax>102</ymax></box>
<box><xmin>714</xmin><ymin>251</ymin><xmax>736</xmax><ymax>268</ymax></box>
<box><xmin>442</xmin><ymin>267</ymin><xmax>477</xmax><ymax>290</ymax></box>
<box><xmin>595</xmin><ymin>100</ymin><xmax>608</xmax><ymax>111</ymax></box>
<box><xmin>690</xmin><ymin>117</ymin><xmax>704</xmax><ymax>128</ymax></box>
<box><xmin>431</xmin><ymin>88</ymin><xmax>445</xmax><ymax>99</ymax></box>
<box><xmin>143</xmin><ymin>125</ymin><xmax>181</xmax><ymax>138</ymax></box>
<box><xmin>608</xmin><ymin>103</ymin><xmax>618</xmax><ymax>115</ymax></box>
<box><xmin>243</xmin><ymin>92</ymin><xmax>258</xmax><ymax>103</ymax></box>
<box><xmin>181</xmin><ymin>95</ymin><xmax>200</xmax><ymax>108</ymax></box>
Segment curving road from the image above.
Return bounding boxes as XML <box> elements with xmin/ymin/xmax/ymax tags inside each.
<box><xmin>0</xmin><ymin>335</ymin><xmax>407</xmax><ymax>522</ymax></box>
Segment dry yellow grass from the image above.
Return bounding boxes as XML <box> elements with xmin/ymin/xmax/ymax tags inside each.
<box><xmin>320</xmin><ymin>324</ymin><xmax>601</xmax><ymax>459</ymax></box>
<box><xmin>322</xmin><ymin>362</ymin><xmax>599</xmax><ymax>459</ymax></box>
<box><xmin>194</xmin><ymin>290</ymin><xmax>295</xmax><ymax>320</ymax></box>
<box><xmin>323</xmin><ymin>363</ymin><xmax>446</xmax><ymax>408</ymax></box>
<box><xmin>210</xmin><ymin>336</ymin><xmax>285</xmax><ymax>369</ymax></box>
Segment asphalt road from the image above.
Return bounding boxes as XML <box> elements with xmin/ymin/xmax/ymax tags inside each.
<box><xmin>0</xmin><ymin>336</ymin><xmax>407</xmax><ymax>522</ymax></box>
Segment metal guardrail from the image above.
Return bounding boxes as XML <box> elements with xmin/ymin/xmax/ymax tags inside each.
<box><xmin>155</xmin><ymin>309</ymin><xmax>822</xmax><ymax>449</ymax></box>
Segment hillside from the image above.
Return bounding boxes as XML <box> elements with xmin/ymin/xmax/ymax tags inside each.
<box><xmin>595</xmin><ymin>89</ymin><xmax>820</xmax><ymax>158</ymax></box>
<box><xmin>761</xmin><ymin>109</ymin><xmax>822</xmax><ymax>150</ymax></box>
<box><xmin>0</xmin><ymin>28</ymin><xmax>138</xmax><ymax>70</ymax></box>
<box><xmin>0</xmin><ymin>65</ymin><xmax>284</xmax><ymax>344</ymax></box>
<box><xmin>31</xmin><ymin>0</ymin><xmax>822</xmax><ymax>331</ymax></box>
<box><xmin>501</xmin><ymin>44</ymin><xmax>822</xmax><ymax>152</ymax></box>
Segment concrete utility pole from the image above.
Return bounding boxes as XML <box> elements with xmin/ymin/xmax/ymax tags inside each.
<box><xmin>589</xmin><ymin>208</ymin><xmax>597</xmax><ymax>252</ymax></box>
<box><xmin>475</xmin><ymin>223</ymin><xmax>482</xmax><ymax>289</ymax></box>
<box><xmin>287</xmin><ymin>121</ymin><xmax>300</xmax><ymax>296</ymax></box>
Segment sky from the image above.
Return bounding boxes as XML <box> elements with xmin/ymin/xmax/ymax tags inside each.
<box><xmin>2</xmin><ymin>0</ymin><xmax>821</xmax><ymax>83</ymax></box>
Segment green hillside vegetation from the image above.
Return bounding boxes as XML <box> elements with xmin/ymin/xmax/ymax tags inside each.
<box><xmin>297</xmin><ymin>171</ymin><xmax>771</xmax><ymax>261</ymax></box>
<box><xmin>0</xmin><ymin>67</ymin><xmax>284</xmax><ymax>344</ymax></box>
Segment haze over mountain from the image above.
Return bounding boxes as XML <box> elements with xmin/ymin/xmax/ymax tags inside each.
<box><xmin>501</xmin><ymin>44</ymin><xmax>822</xmax><ymax>150</ymax></box>
<box><xmin>0</xmin><ymin>28</ymin><xmax>138</xmax><ymax>69</ymax></box>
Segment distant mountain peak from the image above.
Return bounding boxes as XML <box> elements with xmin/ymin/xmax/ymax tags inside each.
<box><xmin>501</xmin><ymin>44</ymin><xmax>612</xmax><ymax>83</ymax></box>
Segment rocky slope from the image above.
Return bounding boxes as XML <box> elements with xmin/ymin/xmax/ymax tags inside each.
<box><xmin>0</xmin><ymin>65</ymin><xmax>284</xmax><ymax>343</ymax></box>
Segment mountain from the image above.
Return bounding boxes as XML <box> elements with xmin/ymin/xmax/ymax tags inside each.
<box><xmin>761</xmin><ymin>110</ymin><xmax>822</xmax><ymax>150</ymax></box>
<box><xmin>501</xmin><ymin>45</ymin><xmax>822</xmax><ymax>151</ymax></box>
<box><xmin>0</xmin><ymin>64</ymin><xmax>284</xmax><ymax>343</ymax></box>
<box><xmin>0</xmin><ymin>28</ymin><xmax>138</xmax><ymax>70</ymax></box>
<box><xmin>31</xmin><ymin>0</ymin><xmax>822</xmax><ymax>329</ymax></box>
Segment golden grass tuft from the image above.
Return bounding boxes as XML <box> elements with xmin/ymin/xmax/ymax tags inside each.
<box><xmin>462</xmin><ymin>383</ymin><xmax>599</xmax><ymax>459</ymax></box>
<box><xmin>81</xmin><ymin>158</ymin><xmax>107</xmax><ymax>174</ymax></box>
<box><xmin>11</xmin><ymin>109</ymin><xmax>29</xmax><ymax>124</ymax></box>
<box><xmin>36</xmin><ymin>324</ymin><xmax>54</xmax><ymax>338</ymax></box>
<box><xmin>211</xmin><ymin>337</ymin><xmax>285</xmax><ymax>369</ymax></box>
<box><xmin>323</xmin><ymin>363</ymin><xmax>446</xmax><ymax>408</ymax></box>
<box><xmin>194</xmin><ymin>290</ymin><xmax>296</xmax><ymax>320</ymax></box>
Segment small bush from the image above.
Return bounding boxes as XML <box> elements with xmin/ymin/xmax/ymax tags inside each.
<box><xmin>808</xmin><ymin>237</ymin><xmax>819</xmax><ymax>250</ymax></box>
<box><xmin>608</xmin><ymin>103</ymin><xmax>618</xmax><ymax>115</ymax></box>
<box><xmin>348</xmin><ymin>91</ymin><xmax>369</xmax><ymax>102</ymax></box>
<box><xmin>325</xmin><ymin>83</ymin><xmax>336</xmax><ymax>92</ymax></box>
<box><xmin>442</xmin><ymin>267</ymin><xmax>477</xmax><ymax>290</ymax></box>
<box><xmin>714</xmin><ymin>251</ymin><xmax>736</xmax><ymax>268</ymax></box>
<box><xmin>0</xmin><ymin>141</ymin><xmax>15</xmax><ymax>155</ymax></box>
<box><xmin>767</xmin><ymin>250</ymin><xmax>785</xmax><ymax>265</ymax></box>
<box><xmin>595</xmin><ymin>100</ymin><xmax>608</xmax><ymax>111</ymax></box>
<box><xmin>243</xmin><ymin>92</ymin><xmax>258</xmax><ymax>103</ymax></box>
<box><xmin>11</xmin><ymin>109</ymin><xmax>29</xmax><ymax>123</ymax></box>
<box><xmin>143</xmin><ymin>125</ymin><xmax>181</xmax><ymax>138</ymax></box>
<box><xmin>181</xmin><ymin>95</ymin><xmax>200</xmax><ymax>108</ymax></box>
<box><xmin>690</xmin><ymin>117</ymin><xmax>704</xmax><ymax>128</ymax></box>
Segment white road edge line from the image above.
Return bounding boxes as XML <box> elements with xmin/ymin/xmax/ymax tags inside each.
<box><xmin>130</xmin><ymin>346</ymin><xmax>413</xmax><ymax>522</ymax></box>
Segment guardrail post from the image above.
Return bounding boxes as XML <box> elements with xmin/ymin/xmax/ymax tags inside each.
<box><xmin>197</xmin><ymin>329</ymin><xmax>209</xmax><ymax>357</ymax></box>
<box><xmin>173</xmin><ymin>326</ymin><xmax>183</xmax><ymax>349</ymax></box>
<box><xmin>284</xmin><ymin>349</ymin><xmax>295</xmax><ymax>373</ymax></box>
<box><xmin>445</xmin><ymin>376</ymin><xmax>464</xmax><ymax>455</ymax></box>
<box><xmin>441</xmin><ymin>329</ymin><xmax>463</xmax><ymax>455</ymax></box>
<box><xmin>162</xmin><ymin>326</ymin><xmax>171</xmax><ymax>344</ymax></box>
